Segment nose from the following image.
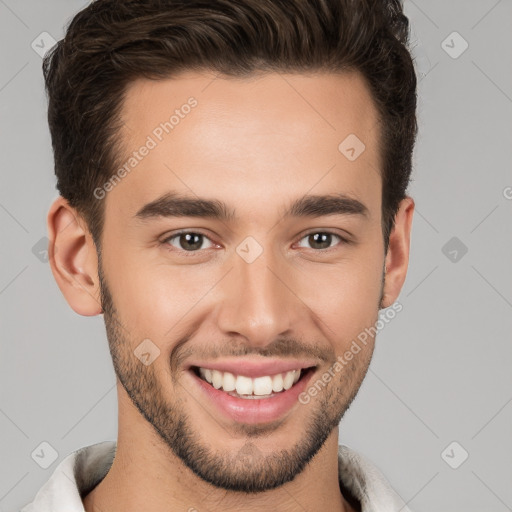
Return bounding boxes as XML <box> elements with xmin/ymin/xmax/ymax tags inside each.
<box><xmin>214</xmin><ymin>245</ymin><xmax>303</xmax><ymax>348</ymax></box>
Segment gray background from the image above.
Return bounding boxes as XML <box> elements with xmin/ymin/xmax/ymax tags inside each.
<box><xmin>1</xmin><ymin>1</ymin><xmax>511</xmax><ymax>511</ymax></box>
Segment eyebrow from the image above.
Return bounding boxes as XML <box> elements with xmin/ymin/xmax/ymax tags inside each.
<box><xmin>134</xmin><ymin>192</ymin><xmax>369</xmax><ymax>222</ymax></box>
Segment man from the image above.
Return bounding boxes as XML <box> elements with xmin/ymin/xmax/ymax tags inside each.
<box><xmin>22</xmin><ymin>0</ymin><xmax>416</xmax><ymax>510</ymax></box>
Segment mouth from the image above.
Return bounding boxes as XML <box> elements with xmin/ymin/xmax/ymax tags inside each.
<box><xmin>192</xmin><ymin>366</ymin><xmax>315</xmax><ymax>399</ymax></box>
<box><xmin>187</xmin><ymin>362</ymin><xmax>317</xmax><ymax>424</ymax></box>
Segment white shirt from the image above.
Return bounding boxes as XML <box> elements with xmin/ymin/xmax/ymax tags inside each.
<box><xmin>21</xmin><ymin>441</ymin><xmax>411</xmax><ymax>512</ymax></box>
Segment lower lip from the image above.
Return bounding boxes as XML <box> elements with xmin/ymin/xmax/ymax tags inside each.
<box><xmin>189</xmin><ymin>368</ymin><xmax>315</xmax><ymax>424</ymax></box>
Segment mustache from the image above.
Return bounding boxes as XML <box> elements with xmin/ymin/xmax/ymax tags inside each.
<box><xmin>171</xmin><ymin>335</ymin><xmax>335</xmax><ymax>373</ymax></box>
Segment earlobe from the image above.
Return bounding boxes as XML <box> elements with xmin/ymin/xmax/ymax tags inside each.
<box><xmin>380</xmin><ymin>196</ymin><xmax>415</xmax><ymax>309</ymax></box>
<box><xmin>47</xmin><ymin>196</ymin><xmax>102</xmax><ymax>316</ymax></box>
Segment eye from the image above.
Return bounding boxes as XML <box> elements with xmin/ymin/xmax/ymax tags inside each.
<box><xmin>296</xmin><ymin>231</ymin><xmax>348</xmax><ymax>251</ymax></box>
<box><xmin>163</xmin><ymin>231</ymin><xmax>216</xmax><ymax>252</ymax></box>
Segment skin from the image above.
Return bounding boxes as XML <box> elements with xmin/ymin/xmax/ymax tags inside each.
<box><xmin>47</xmin><ymin>70</ymin><xmax>414</xmax><ymax>512</ymax></box>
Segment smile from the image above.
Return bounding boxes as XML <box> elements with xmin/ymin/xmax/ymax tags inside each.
<box><xmin>196</xmin><ymin>367</ymin><xmax>302</xmax><ymax>398</ymax></box>
<box><xmin>188</xmin><ymin>361</ymin><xmax>317</xmax><ymax>424</ymax></box>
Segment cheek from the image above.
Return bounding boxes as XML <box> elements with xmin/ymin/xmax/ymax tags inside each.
<box><xmin>303</xmin><ymin>253</ymin><xmax>383</xmax><ymax>346</ymax></box>
<box><xmin>106</xmin><ymin>257</ymin><xmax>216</xmax><ymax>337</ymax></box>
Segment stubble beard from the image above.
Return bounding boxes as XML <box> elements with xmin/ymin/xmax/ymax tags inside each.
<box><xmin>97</xmin><ymin>254</ymin><xmax>378</xmax><ymax>493</ymax></box>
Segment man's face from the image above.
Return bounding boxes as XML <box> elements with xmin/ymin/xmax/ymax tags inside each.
<box><xmin>99</xmin><ymin>71</ymin><xmax>385</xmax><ymax>492</ymax></box>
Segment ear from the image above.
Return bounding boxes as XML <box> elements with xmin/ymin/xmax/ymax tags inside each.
<box><xmin>381</xmin><ymin>196</ymin><xmax>415</xmax><ymax>309</ymax></box>
<box><xmin>47</xmin><ymin>196</ymin><xmax>102</xmax><ymax>316</ymax></box>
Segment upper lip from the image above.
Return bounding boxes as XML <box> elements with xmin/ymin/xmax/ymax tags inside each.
<box><xmin>188</xmin><ymin>358</ymin><xmax>318</xmax><ymax>378</ymax></box>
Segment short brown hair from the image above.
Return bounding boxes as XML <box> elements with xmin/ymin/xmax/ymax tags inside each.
<box><xmin>43</xmin><ymin>0</ymin><xmax>417</xmax><ymax>251</ymax></box>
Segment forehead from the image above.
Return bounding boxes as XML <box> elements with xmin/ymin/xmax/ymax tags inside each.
<box><xmin>120</xmin><ymin>70</ymin><xmax>379</xmax><ymax>147</ymax></box>
<box><xmin>107</xmin><ymin>70</ymin><xmax>382</xmax><ymax>224</ymax></box>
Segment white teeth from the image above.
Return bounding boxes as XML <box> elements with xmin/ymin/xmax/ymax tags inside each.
<box><xmin>253</xmin><ymin>376</ymin><xmax>273</xmax><ymax>396</ymax></box>
<box><xmin>283</xmin><ymin>371</ymin><xmax>295</xmax><ymax>390</ymax></box>
<box><xmin>197</xmin><ymin>367</ymin><xmax>304</xmax><ymax>396</ymax></box>
<box><xmin>230</xmin><ymin>393</ymin><xmax>273</xmax><ymax>399</ymax></box>
<box><xmin>272</xmin><ymin>373</ymin><xmax>284</xmax><ymax>392</ymax></box>
<box><xmin>200</xmin><ymin>368</ymin><xmax>213</xmax><ymax>384</ymax></box>
<box><xmin>211</xmin><ymin>370</ymin><xmax>223</xmax><ymax>389</ymax></box>
<box><xmin>222</xmin><ymin>371</ymin><xmax>236</xmax><ymax>392</ymax></box>
<box><xmin>236</xmin><ymin>375</ymin><xmax>253</xmax><ymax>395</ymax></box>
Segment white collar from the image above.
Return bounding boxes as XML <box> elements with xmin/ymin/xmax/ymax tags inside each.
<box><xmin>21</xmin><ymin>441</ymin><xmax>411</xmax><ymax>512</ymax></box>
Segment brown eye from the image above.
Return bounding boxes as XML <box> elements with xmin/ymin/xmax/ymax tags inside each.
<box><xmin>164</xmin><ymin>232</ymin><xmax>214</xmax><ymax>252</ymax></box>
<box><xmin>296</xmin><ymin>232</ymin><xmax>345</xmax><ymax>250</ymax></box>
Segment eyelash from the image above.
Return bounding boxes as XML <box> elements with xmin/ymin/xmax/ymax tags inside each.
<box><xmin>160</xmin><ymin>229</ymin><xmax>351</xmax><ymax>256</ymax></box>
